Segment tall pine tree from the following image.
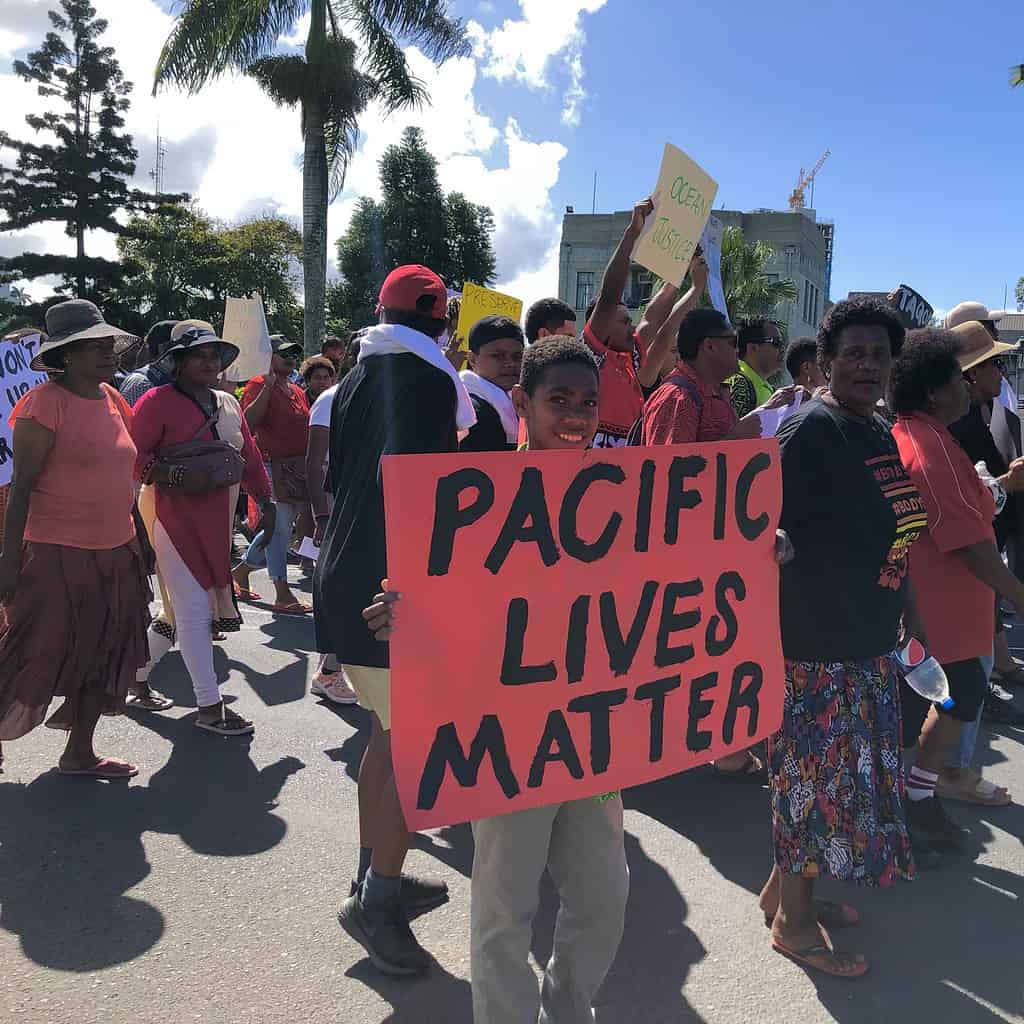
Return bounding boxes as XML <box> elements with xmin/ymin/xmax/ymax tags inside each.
<box><xmin>330</xmin><ymin>127</ymin><xmax>496</xmax><ymax>328</ymax></box>
<box><xmin>0</xmin><ymin>0</ymin><xmax>181</xmax><ymax>297</ymax></box>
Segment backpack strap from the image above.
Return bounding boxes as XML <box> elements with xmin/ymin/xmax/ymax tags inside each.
<box><xmin>628</xmin><ymin>370</ymin><xmax>706</xmax><ymax>446</ymax></box>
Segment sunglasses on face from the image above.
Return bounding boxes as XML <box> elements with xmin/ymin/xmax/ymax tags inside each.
<box><xmin>751</xmin><ymin>336</ymin><xmax>783</xmax><ymax>348</ymax></box>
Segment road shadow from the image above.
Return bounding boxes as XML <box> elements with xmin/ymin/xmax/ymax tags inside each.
<box><xmin>0</xmin><ymin>773</ymin><xmax>164</xmax><ymax>972</ymax></box>
<box><xmin>344</xmin><ymin>959</ymin><xmax>473</xmax><ymax>1024</ymax></box>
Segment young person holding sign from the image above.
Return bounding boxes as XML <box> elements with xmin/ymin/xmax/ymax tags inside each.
<box><xmin>363</xmin><ymin>337</ymin><xmax>631</xmax><ymax>1023</ymax></box>
<box><xmin>584</xmin><ymin>198</ymin><xmax>707</xmax><ymax>447</ymax></box>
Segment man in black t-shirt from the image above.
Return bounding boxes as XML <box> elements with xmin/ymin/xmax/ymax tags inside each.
<box><xmin>316</xmin><ymin>264</ymin><xmax>471</xmax><ymax>976</ymax></box>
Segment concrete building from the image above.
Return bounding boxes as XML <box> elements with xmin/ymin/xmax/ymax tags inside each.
<box><xmin>556</xmin><ymin>206</ymin><xmax>834</xmax><ymax>336</ymax></box>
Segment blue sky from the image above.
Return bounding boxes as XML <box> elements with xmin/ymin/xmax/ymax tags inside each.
<box><xmin>2</xmin><ymin>0</ymin><xmax>1023</xmax><ymax>318</ymax></box>
<box><xmin>461</xmin><ymin>0</ymin><xmax>1024</xmax><ymax>315</ymax></box>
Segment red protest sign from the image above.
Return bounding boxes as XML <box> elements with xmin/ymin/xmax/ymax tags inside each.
<box><xmin>383</xmin><ymin>442</ymin><xmax>784</xmax><ymax>831</ymax></box>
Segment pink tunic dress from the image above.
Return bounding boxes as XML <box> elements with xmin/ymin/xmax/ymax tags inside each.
<box><xmin>130</xmin><ymin>386</ymin><xmax>271</xmax><ymax>607</ymax></box>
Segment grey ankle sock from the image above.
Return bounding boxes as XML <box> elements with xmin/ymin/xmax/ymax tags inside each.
<box><xmin>361</xmin><ymin>867</ymin><xmax>401</xmax><ymax>908</ymax></box>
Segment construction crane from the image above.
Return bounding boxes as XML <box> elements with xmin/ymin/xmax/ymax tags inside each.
<box><xmin>788</xmin><ymin>149</ymin><xmax>831</xmax><ymax>210</ymax></box>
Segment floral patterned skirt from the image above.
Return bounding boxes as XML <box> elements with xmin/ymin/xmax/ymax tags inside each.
<box><xmin>768</xmin><ymin>656</ymin><xmax>914</xmax><ymax>887</ymax></box>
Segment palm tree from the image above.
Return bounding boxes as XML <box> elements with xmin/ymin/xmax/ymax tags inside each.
<box><xmin>1011</xmin><ymin>65</ymin><xmax>1024</xmax><ymax>87</ymax></box>
<box><xmin>719</xmin><ymin>226</ymin><xmax>797</xmax><ymax>327</ymax></box>
<box><xmin>154</xmin><ymin>0</ymin><xmax>468</xmax><ymax>354</ymax></box>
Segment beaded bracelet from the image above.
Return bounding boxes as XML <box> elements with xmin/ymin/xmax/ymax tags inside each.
<box><xmin>169</xmin><ymin>464</ymin><xmax>187</xmax><ymax>487</ymax></box>
<box><xmin>139</xmin><ymin>455</ymin><xmax>158</xmax><ymax>485</ymax></box>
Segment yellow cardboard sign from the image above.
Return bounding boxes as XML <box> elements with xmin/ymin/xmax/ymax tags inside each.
<box><xmin>456</xmin><ymin>283</ymin><xmax>524</xmax><ymax>351</ymax></box>
<box><xmin>633</xmin><ymin>143</ymin><xmax>718</xmax><ymax>288</ymax></box>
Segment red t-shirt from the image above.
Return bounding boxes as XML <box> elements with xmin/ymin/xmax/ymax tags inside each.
<box><xmin>582</xmin><ymin>323</ymin><xmax>645</xmax><ymax>448</ymax></box>
<box><xmin>642</xmin><ymin>362</ymin><xmax>738</xmax><ymax>445</ymax></box>
<box><xmin>241</xmin><ymin>376</ymin><xmax>310</xmax><ymax>459</ymax></box>
<box><xmin>892</xmin><ymin>412</ymin><xmax>996</xmax><ymax>664</ymax></box>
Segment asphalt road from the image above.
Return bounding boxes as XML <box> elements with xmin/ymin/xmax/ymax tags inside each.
<box><xmin>2</xmin><ymin>567</ymin><xmax>1023</xmax><ymax>1024</ymax></box>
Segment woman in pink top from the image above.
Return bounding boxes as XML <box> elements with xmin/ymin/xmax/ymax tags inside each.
<box><xmin>131</xmin><ymin>321</ymin><xmax>273</xmax><ymax>736</ymax></box>
<box><xmin>0</xmin><ymin>300</ymin><xmax>150</xmax><ymax>778</ymax></box>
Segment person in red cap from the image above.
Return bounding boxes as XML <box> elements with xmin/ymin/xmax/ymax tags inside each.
<box><xmin>316</xmin><ymin>264</ymin><xmax>476</xmax><ymax>976</ymax></box>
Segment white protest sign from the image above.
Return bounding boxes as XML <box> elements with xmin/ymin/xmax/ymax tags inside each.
<box><xmin>634</xmin><ymin>143</ymin><xmax>718</xmax><ymax>287</ymax></box>
<box><xmin>221</xmin><ymin>295</ymin><xmax>273</xmax><ymax>383</ymax></box>
<box><xmin>0</xmin><ymin>334</ymin><xmax>49</xmax><ymax>487</ymax></box>
<box><xmin>700</xmin><ymin>215</ymin><xmax>730</xmax><ymax>324</ymax></box>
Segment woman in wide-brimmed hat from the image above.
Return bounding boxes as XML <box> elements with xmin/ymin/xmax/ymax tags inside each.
<box><xmin>130</xmin><ymin>320</ymin><xmax>274</xmax><ymax>735</ymax></box>
<box><xmin>0</xmin><ymin>299</ymin><xmax>149</xmax><ymax>778</ymax></box>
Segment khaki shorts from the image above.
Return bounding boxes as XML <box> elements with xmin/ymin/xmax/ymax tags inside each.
<box><xmin>342</xmin><ymin>664</ymin><xmax>392</xmax><ymax>729</ymax></box>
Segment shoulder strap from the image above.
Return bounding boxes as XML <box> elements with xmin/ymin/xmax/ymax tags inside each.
<box><xmin>174</xmin><ymin>383</ymin><xmax>221</xmax><ymax>441</ymax></box>
<box><xmin>628</xmin><ymin>370</ymin><xmax>706</xmax><ymax>446</ymax></box>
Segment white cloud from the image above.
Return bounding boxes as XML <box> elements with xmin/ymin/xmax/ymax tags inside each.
<box><xmin>0</xmin><ymin>0</ymin><xmax>591</xmax><ymax>307</ymax></box>
<box><xmin>468</xmin><ymin>0</ymin><xmax>607</xmax><ymax>125</ymax></box>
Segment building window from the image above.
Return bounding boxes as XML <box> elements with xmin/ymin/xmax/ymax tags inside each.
<box><xmin>803</xmin><ymin>281</ymin><xmax>820</xmax><ymax>326</ymax></box>
<box><xmin>625</xmin><ymin>267</ymin><xmax>654</xmax><ymax>308</ymax></box>
<box><xmin>576</xmin><ymin>271</ymin><xmax>594</xmax><ymax>311</ymax></box>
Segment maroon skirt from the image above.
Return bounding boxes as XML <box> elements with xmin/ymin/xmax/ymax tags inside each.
<box><xmin>0</xmin><ymin>540</ymin><xmax>151</xmax><ymax>740</ymax></box>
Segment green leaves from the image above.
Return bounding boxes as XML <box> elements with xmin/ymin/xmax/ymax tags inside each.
<box><xmin>719</xmin><ymin>227</ymin><xmax>797</xmax><ymax>324</ymax></box>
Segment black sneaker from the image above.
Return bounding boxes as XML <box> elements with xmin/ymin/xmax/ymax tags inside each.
<box><xmin>910</xmin><ymin>833</ymin><xmax>943</xmax><ymax>871</ymax></box>
<box><xmin>983</xmin><ymin>687</ymin><xmax>1024</xmax><ymax>726</ymax></box>
<box><xmin>338</xmin><ymin>893</ymin><xmax>430</xmax><ymax>976</ymax></box>
<box><xmin>349</xmin><ymin>874</ymin><xmax>449</xmax><ymax>914</ymax></box>
<box><xmin>906</xmin><ymin>796</ymin><xmax>968</xmax><ymax>850</ymax></box>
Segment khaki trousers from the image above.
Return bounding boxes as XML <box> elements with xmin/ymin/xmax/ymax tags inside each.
<box><xmin>470</xmin><ymin>796</ymin><xmax>629</xmax><ymax>1024</ymax></box>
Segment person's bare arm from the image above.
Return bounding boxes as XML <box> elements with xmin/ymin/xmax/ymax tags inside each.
<box><xmin>954</xmin><ymin>540</ymin><xmax>1024</xmax><ymax>612</ymax></box>
<box><xmin>306</xmin><ymin>425</ymin><xmax>331</xmax><ymax>543</ymax></box>
<box><xmin>243</xmin><ymin>373</ymin><xmax>277</xmax><ymax>429</ymax></box>
<box><xmin>0</xmin><ymin>418</ymin><xmax>55</xmax><ymax>599</ymax></box>
<box><xmin>588</xmin><ymin>197</ymin><xmax>654</xmax><ymax>340</ymax></box>
<box><xmin>638</xmin><ymin>254</ymin><xmax>709</xmax><ymax>388</ymax></box>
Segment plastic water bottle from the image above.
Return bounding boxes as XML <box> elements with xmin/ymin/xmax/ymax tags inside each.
<box><xmin>896</xmin><ymin>638</ymin><xmax>954</xmax><ymax>710</ymax></box>
<box><xmin>975</xmin><ymin>461</ymin><xmax>1007</xmax><ymax>515</ymax></box>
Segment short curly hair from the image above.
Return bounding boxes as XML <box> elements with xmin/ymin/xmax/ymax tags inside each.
<box><xmin>817</xmin><ymin>297</ymin><xmax>905</xmax><ymax>366</ymax></box>
<box><xmin>888</xmin><ymin>328</ymin><xmax>963</xmax><ymax>414</ymax></box>
<box><xmin>299</xmin><ymin>355</ymin><xmax>336</xmax><ymax>382</ymax></box>
<box><xmin>519</xmin><ymin>334</ymin><xmax>598</xmax><ymax>395</ymax></box>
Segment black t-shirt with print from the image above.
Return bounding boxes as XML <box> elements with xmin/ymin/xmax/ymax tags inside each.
<box><xmin>777</xmin><ymin>400</ymin><xmax>926</xmax><ymax>662</ymax></box>
<box><xmin>313</xmin><ymin>353</ymin><xmax>457</xmax><ymax>669</ymax></box>
<box><xmin>460</xmin><ymin>396</ymin><xmax>514</xmax><ymax>452</ymax></box>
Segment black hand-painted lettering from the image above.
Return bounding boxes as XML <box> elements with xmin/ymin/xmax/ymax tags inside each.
<box><xmin>500</xmin><ymin>598</ymin><xmax>557</xmax><ymax>686</ymax></box>
<box><xmin>735</xmin><ymin>453</ymin><xmax>772</xmax><ymax>541</ymax></box>
<box><xmin>634</xmin><ymin>458</ymin><xmax>656</xmax><ymax>552</ymax></box>
<box><xmin>634</xmin><ymin>675</ymin><xmax>681</xmax><ymax>762</ymax></box>
<box><xmin>705</xmin><ymin>571</ymin><xmax>746</xmax><ymax>657</ymax></box>
<box><xmin>485</xmin><ymin>467</ymin><xmax>560</xmax><ymax>575</ymax></box>
<box><xmin>565</xmin><ymin>594</ymin><xmax>591</xmax><ymax>684</ymax></box>
<box><xmin>599</xmin><ymin>580</ymin><xmax>659</xmax><ymax>676</ymax></box>
<box><xmin>713</xmin><ymin>452</ymin><xmax>727</xmax><ymax>540</ymax></box>
<box><xmin>722</xmin><ymin>661</ymin><xmax>762</xmax><ymax>744</ymax></box>
<box><xmin>427</xmin><ymin>467</ymin><xmax>495</xmax><ymax>576</ymax></box>
<box><xmin>664</xmin><ymin>455</ymin><xmax>706</xmax><ymax>544</ymax></box>
<box><xmin>559</xmin><ymin>462</ymin><xmax>625</xmax><ymax>563</ymax></box>
<box><xmin>527</xmin><ymin>710</ymin><xmax>584</xmax><ymax>788</ymax></box>
<box><xmin>567</xmin><ymin>688</ymin><xmax>628</xmax><ymax>774</ymax></box>
<box><xmin>654</xmin><ymin>579</ymin><xmax>703</xmax><ymax>668</ymax></box>
<box><xmin>686</xmin><ymin>672</ymin><xmax>718</xmax><ymax>752</ymax></box>
<box><xmin>417</xmin><ymin>715</ymin><xmax>520</xmax><ymax>810</ymax></box>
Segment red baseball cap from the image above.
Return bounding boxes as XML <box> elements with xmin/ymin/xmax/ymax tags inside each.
<box><xmin>378</xmin><ymin>265</ymin><xmax>448</xmax><ymax>320</ymax></box>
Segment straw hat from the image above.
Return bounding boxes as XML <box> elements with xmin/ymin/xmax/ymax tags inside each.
<box><xmin>31</xmin><ymin>299</ymin><xmax>137</xmax><ymax>371</ymax></box>
<box><xmin>951</xmin><ymin>321</ymin><xmax>1017</xmax><ymax>372</ymax></box>
<box><xmin>159</xmin><ymin>319</ymin><xmax>240</xmax><ymax>370</ymax></box>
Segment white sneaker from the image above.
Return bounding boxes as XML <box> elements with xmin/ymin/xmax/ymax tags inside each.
<box><xmin>311</xmin><ymin>671</ymin><xmax>359</xmax><ymax>704</ymax></box>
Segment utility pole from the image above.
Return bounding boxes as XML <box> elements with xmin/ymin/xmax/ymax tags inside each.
<box><xmin>149</xmin><ymin>124</ymin><xmax>166</xmax><ymax>195</ymax></box>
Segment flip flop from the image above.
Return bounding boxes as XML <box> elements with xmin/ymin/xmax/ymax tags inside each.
<box><xmin>59</xmin><ymin>757</ymin><xmax>139</xmax><ymax>779</ymax></box>
<box><xmin>125</xmin><ymin>691</ymin><xmax>174</xmax><ymax>712</ymax></box>
<box><xmin>272</xmin><ymin>601</ymin><xmax>312</xmax><ymax>616</ymax></box>
<box><xmin>233</xmin><ymin>582</ymin><xmax>262</xmax><ymax>602</ymax></box>
<box><xmin>772</xmin><ymin>940</ymin><xmax>869</xmax><ymax>978</ymax></box>
<box><xmin>765</xmin><ymin>900</ymin><xmax>860</xmax><ymax>929</ymax></box>
<box><xmin>936</xmin><ymin>774</ymin><xmax>1011</xmax><ymax>807</ymax></box>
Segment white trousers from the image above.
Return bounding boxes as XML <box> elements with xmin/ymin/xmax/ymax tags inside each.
<box><xmin>151</xmin><ymin>520</ymin><xmax>220</xmax><ymax>708</ymax></box>
<box><xmin>470</xmin><ymin>796</ymin><xmax>629</xmax><ymax>1024</ymax></box>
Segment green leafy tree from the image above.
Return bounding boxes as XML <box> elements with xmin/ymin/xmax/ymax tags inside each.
<box><xmin>719</xmin><ymin>226</ymin><xmax>798</xmax><ymax>325</ymax></box>
<box><xmin>154</xmin><ymin>0</ymin><xmax>469</xmax><ymax>355</ymax></box>
<box><xmin>0</xmin><ymin>0</ymin><xmax>183</xmax><ymax>297</ymax></box>
<box><xmin>109</xmin><ymin>206</ymin><xmax>303</xmax><ymax>335</ymax></box>
<box><xmin>331</xmin><ymin>127</ymin><xmax>497</xmax><ymax>327</ymax></box>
